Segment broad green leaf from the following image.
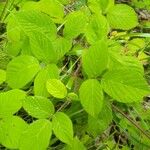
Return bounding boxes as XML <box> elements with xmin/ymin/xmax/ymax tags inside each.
<box><xmin>46</xmin><ymin>79</ymin><xmax>67</xmax><ymax>99</ymax></box>
<box><xmin>82</xmin><ymin>40</ymin><xmax>108</xmax><ymax>78</ymax></box>
<box><xmin>34</xmin><ymin>64</ymin><xmax>59</xmax><ymax>97</ymax></box>
<box><xmin>19</xmin><ymin>119</ymin><xmax>52</xmax><ymax>150</ymax></box>
<box><xmin>31</xmin><ymin>35</ymin><xmax>71</xmax><ymax>63</ymax></box>
<box><xmin>6</xmin><ymin>55</ymin><xmax>40</xmax><ymax>89</ymax></box>
<box><xmin>0</xmin><ymin>116</ymin><xmax>28</xmax><ymax>149</ymax></box>
<box><xmin>17</xmin><ymin>11</ymin><xmax>57</xmax><ymax>40</ymax></box>
<box><xmin>66</xmin><ymin>137</ymin><xmax>86</xmax><ymax>150</ymax></box>
<box><xmin>8</xmin><ymin>10</ymin><xmax>57</xmax><ymax>41</ymax></box>
<box><xmin>6</xmin><ymin>41</ymin><xmax>21</xmax><ymax>56</ymax></box>
<box><xmin>7</xmin><ymin>15</ymin><xmax>21</xmax><ymax>42</ymax></box>
<box><xmin>57</xmin><ymin>0</ymin><xmax>70</xmax><ymax>5</ymax></box>
<box><xmin>98</xmin><ymin>0</ymin><xmax>114</xmax><ymax>13</ymax></box>
<box><xmin>52</xmin><ymin>112</ymin><xmax>73</xmax><ymax>145</ymax></box>
<box><xmin>79</xmin><ymin>79</ymin><xmax>104</xmax><ymax>117</ymax></box>
<box><xmin>22</xmin><ymin>0</ymin><xmax>64</xmax><ymax>23</ymax></box>
<box><xmin>52</xmin><ymin>37</ymin><xmax>72</xmax><ymax>62</ymax></box>
<box><xmin>109</xmin><ymin>49</ymin><xmax>144</xmax><ymax>74</ymax></box>
<box><xmin>0</xmin><ymin>89</ymin><xmax>26</xmax><ymax>118</ymax></box>
<box><xmin>107</xmin><ymin>4</ymin><xmax>138</xmax><ymax>30</ymax></box>
<box><xmin>87</xmin><ymin>0</ymin><xmax>102</xmax><ymax>14</ymax></box>
<box><xmin>29</xmin><ymin>31</ymin><xmax>56</xmax><ymax>63</ymax></box>
<box><xmin>87</xmin><ymin>101</ymin><xmax>112</xmax><ymax>137</ymax></box>
<box><xmin>0</xmin><ymin>69</ymin><xmax>6</xmax><ymax>84</ymax></box>
<box><xmin>85</xmin><ymin>14</ymin><xmax>109</xmax><ymax>44</ymax></box>
<box><xmin>23</xmin><ymin>96</ymin><xmax>55</xmax><ymax>119</ymax></box>
<box><xmin>101</xmin><ymin>69</ymin><xmax>150</xmax><ymax>103</ymax></box>
<box><xmin>21</xmin><ymin>36</ymin><xmax>32</xmax><ymax>55</ymax></box>
<box><xmin>64</xmin><ymin>11</ymin><xmax>88</xmax><ymax>39</ymax></box>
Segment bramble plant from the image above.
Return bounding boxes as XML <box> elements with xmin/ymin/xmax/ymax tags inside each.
<box><xmin>0</xmin><ymin>0</ymin><xmax>150</xmax><ymax>149</ymax></box>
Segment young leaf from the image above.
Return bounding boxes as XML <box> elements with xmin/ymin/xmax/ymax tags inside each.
<box><xmin>85</xmin><ymin>14</ymin><xmax>109</xmax><ymax>44</ymax></box>
<box><xmin>79</xmin><ymin>79</ymin><xmax>104</xmax><ymax>117</ymax></box>
<box><xmin>0</xmin><ymin>69</ymin><xmax>6</xmax><ymax>84</ymax></box>
<box><xmin>31</xmin><ymin>35</ymin><xmax>71</xmax><ymax>63</ymax></box>
<box><xmin>0</xmin><ymin>89</ymin><xmax>26</xmax><ymax>118</ymax></box>
<box><xmin>23</xmin><ymin>96</ymin><xmax>55</xmax><ymax>119</ymax></box>
<box><xmin>0</xmin><ymin>116</ymin><xmax>28</xmax><ymax>149</ymax></box>
<box><xmin>82</xmin><ymin>40</ymin><xmax>108</xmax><ymax>78</ymax></box>
<box><xmin>46</xmin><ymin>79</ymin><xmax>67</xmax><ymax>99</ymax></box>
<box><xmin>52</xmin><ymin>112</ymin><xmax>73</xmax><ymax>145</ymax></box>
<box><xmin>64</xmin><ymin>11</ymin><xmax>88</xmax><ymax>39</ymax></box>
<box><xmin>6</xmin><ymin>55</ymin><xmax>40</xmax><ymax>89</ymax></box>
<box><xmin>101</xmin><ymin>69</ymin><xmax>150</xmax><ymax>103</ymax></box>
<box><xmin>107</xmin><ymin>4</ymin><xmax>138</xmax><ymax>30</ymax></box>
<box><xmin>19</xmin><ymin>119</ymin><xmax>52</xmax><ymax>150</ymax></box>
<box><xmin>34</xmin><ymin>64</ymin><xmax>59</xmax><ymax>97</ymax></box>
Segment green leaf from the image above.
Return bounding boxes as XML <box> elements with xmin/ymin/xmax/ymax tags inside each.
<box><xmin>18</xmin><ymin>10</ymin><xmax>57</xmax><ymax>40</ymax></box>
<box><xmin>67</xmin><ymin>92</ymin><xmax>79</xmax><ymax>101</ymax></box>
<box><xmin>101</xmin><ymin>69</ymin><xmax>150</xmax><ymax>103</ymax></box>
<box><xmin>82</xmin><ymin>40</ymin><xmax>108</xmax><ymax>78</ymax></box>
<box><xmin>0</xmin><ymin>89</ymin><xmax>26</xmax><ymax>118</ymax></box>
<box><xmin>29</xmin><ymin>31</ymin><xmax>56</xmax><ymax>63</ymax></box>
<box><xmin>107</xmin><ymin>4</ymin><xmax>138</xmax><ymax>30</ymax></box>
<box><xmin>87</xmin><ymin>0</ymin><xmax>102</xmax><ymax>15</ymax></box>
<box><xmin>19</xmin><ymin>119</ymin><xmax>52</xmax><ymax>150</ymax></box>
<box><xmin>85</xmin><ymin>14</ymin><xmax>109</xmax><ymax>44</ymax></box>
<box><xmin>6</xmin><ymin>41</ymin><xmax>21</xmax><ymax>56</ymax></box>
<box><xmin>52</xmin><ymin>112</ymin><xmax>73</xmax><ymax>145</ymax></box>
<box><xmin>0</xmin><ymin>69</ymin><xmax>6</xmax><ymax>84</ymax></box>
<box><xmin>34</xmin><ymin>64</ymin><xmax>59</xmax><ymax>97</ymax></box>
<box><xmin>23</xmin><ymin>96</ymin><xmax>55</xmax><ymax>119</ymax></box>
<box><xmin>109</xmin><ymin>52</ymin><xmax>144</xmax><ymax>74</ymax></box>
<box><xmin>98</xmin><ymin>0</ymin><xmax>114</xmax><ymax>13</ymax></box>
<box><xmin>64</xmin><ymin>11</ymin><xmax>88</xmax><ymax>39</ymax></box>
<box><xmin>57</xmin><ymin>0</ymin><xmax>70</xmax><ymax>5</ymax></box>
<box><xmin>46</xmin><ymin>79</ymin><xmax>67</xmax><ymax>99</ymax></box>
<box><xmin>6</xmin><ymin>55</ymin><xmax>40</xmax><ymax>89</ymax></box>
<box><xmin>22</xmin><ymin>0</ymin><xmax>64</xmax><ymax>23</ymax></box>
<box><xmin>7</xmin><ymin>15</ymin><xmax>21</xmax><ymax>42</ymax></box>
<box><xmin>30</xmin><ymin>35</ymin><xmax>71</xmax><ymax>63</ymax></box>
<box><xmin>0</xmin><ymin>116</ymin><xmax>28</xmax><ymax>149</ymax></box>
<box><xmin>66</xmin><ymin>137</ymin><xmax>86</xmax><ymax>150</ymax></box>
<box><xmin>87</xmin><ymin>101</ymin><xmax>112</xmax><ymax>137</ymax></box>
<box><xmin>8</xmin><ymin>10</ymin><xmax>57</xmax><ymax>41</ymax></box>
<box><xmin>52</xmin><ymin>37</ymin><xmax>72</xmax><ymax>62</ymax></box>
<box><xmin>79</xmin><ymin>79</ymin><xmax>104</xmax><ymax>117</ymax></box>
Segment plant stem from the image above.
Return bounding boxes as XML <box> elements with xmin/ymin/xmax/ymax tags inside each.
<box><xmin>112</xmin><ymin>104</ymin><xmax>150</xmax><ymax>140</ymax></box>
<box><xmin>57</xmin><ymin>101</ymin><xmax>71</xmax><ymax>112</ymax></box>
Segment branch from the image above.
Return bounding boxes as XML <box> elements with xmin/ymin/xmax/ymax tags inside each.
<box><xmin>112</xmin><ymin>104</ymin><xmax>150</xmax><ymax>140</ymax></box>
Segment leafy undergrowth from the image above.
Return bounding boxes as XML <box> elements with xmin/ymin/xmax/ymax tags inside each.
<box><xmin>0</xmin><ymin>0</ymin><xmax>150</xmax><ymax>149</ymax></box>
